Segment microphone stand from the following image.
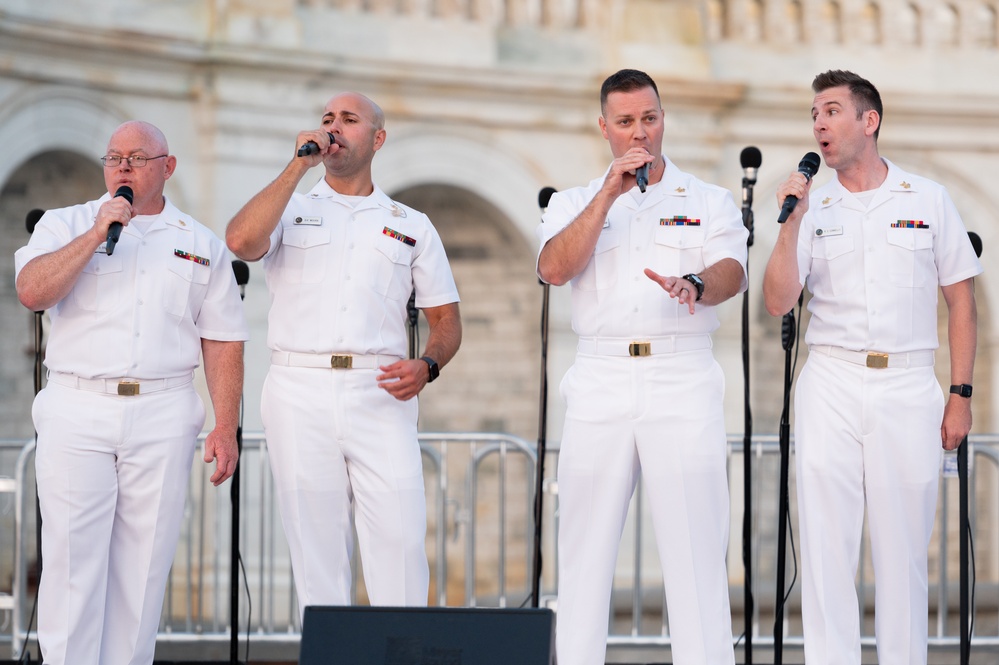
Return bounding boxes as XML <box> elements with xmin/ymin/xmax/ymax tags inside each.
<box><xmin>229</xmin><ymin>260</ymin><xmax>250</xmax><ymax>664</ymax></box>
<box><xmin>959</xmin><ymin>434</ymin><xmax>970</xmax><ymax>665</ymax></box>
<box><xmin>958</xmin><ymin>232</ymin><xmax>980</xmax><ymax>665</ymax></box>
<box><xmin>773</xmin><ymin>300</ymin><xmax>798</xmax><ymax>665</ymax></box>
<box><xmin>531</xmin><ymin>188</ymin><xmax>556</xmax><ymax>608</ymax></box>
<box><xmin>24</xmin><ymin>209</ymin><xmax>45</xmax><ymax>662</ymax></box>
<box><xmin>740</xmin><ymin>169</ymin><xmax>756</xmax><ymax>665</ymax></box>
<box><xmin>407</xmin><ymin>291</ymin><xmax>419</xmax><ymax>359</ymax></box>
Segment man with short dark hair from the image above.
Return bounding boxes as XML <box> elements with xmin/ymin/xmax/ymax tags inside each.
<box><xmin>15</xmin><ymin>120</ymin><xmax>247</xmax><ymax>664</ymax></box>
<box><xmin>538</xmin><ymin>69</ymin><xmax>744</xmax><ymax>665</ymax></box>
<box><xmin>764</xmin><ymin>70</ymin><xmax>981</xmax><ymax>663</ymax></box>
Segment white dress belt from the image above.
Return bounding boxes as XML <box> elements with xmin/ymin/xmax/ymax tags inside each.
<box><xmin>577</xmin><ymin>335</ymin><xmax>712</xmax><ymax>357</ymax></box>
<box><xmin>270</xmin><ymin>350</ymin><xmax>402</xmax><ymax>369</ymax></box>
<box><xmin>46</xmin><ymin>371</ymin><xmax>194</xmax><ymax>396</ymax></box>
<box><xmin>810</xmin><ymin>345</ymin><xmax>935</xmax><ymax>369</ymax></box>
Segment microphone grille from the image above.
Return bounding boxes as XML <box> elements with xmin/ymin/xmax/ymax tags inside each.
<box><xmin>740</xmin><ymin>146</ymin><xmax>762</xmax><ymax>169</ymax></box>
<box><xmin>114</xmin><ymin>185</ymin><xmax>134</xmax><ymax>205</ymax></box>
<box><xmin>26</xmin><ymin>208</ymin><xmax>45</xmax><ymax>234</ymax></box>
<box><xmin>231</xmin><ymin>259</ymin><xmax>250</xmax><ymax>286</ymax></box>
<box><xmin>799</xmin><ymin>152</ymin><xmax>821</xmax><ymax>177</ymax></box>
<box><xmin>968</xmin><ymin>231</ymin><xmax>983</xmax><ymax>258</ymax></box>
<box><xmin>538</xmin><ymin>187</ymin><xmax>557</xmax><ymax>209</ymax></box>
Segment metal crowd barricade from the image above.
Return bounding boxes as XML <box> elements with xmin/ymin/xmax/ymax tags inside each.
<box><xmin>3</xmin><ymin>434</ymin><xmax>999</xmax><ymax>660</ymax></box>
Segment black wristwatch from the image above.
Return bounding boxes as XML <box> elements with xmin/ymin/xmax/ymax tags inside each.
<box><xmin>950</xmin><ymin>384</ymin><xmax>973</xmax><ymax>398</ymax></box>
<box><xmin>682</xmin><ymin>273</ymin><xmax>705</xmax><ymax>302</ymax></box>
<box><xmin>421</xmin><ymin>356</ymin><xmax>440</xmax><ymax>383</ymax></box>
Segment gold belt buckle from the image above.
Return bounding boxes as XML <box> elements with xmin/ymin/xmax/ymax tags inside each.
<box><xmin>866</xmin><ymin>352</ymin><xmax>889</xmax><ymax>369</ymax></box>
<box><xmin>629</xmin><ymin>342</ymin><xmax>651</xmax><ymax>357</ymax></box>
<box><xmin>330</xmin><ymin>354</ymin><xmax>353</xmax><ymax>369</ymax></box>
<box><xmin>117</xmin><ymin>381</ymin><xmax>140</xmax><ymax>396</ymax></box>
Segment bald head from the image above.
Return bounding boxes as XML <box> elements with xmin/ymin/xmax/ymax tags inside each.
<box><xmin>326</xmin><ymin>92</ymin><xmax>385</xmax><ymax>130</ymax></box>
<box><xmin>103</xmin><ymin>120</ymin><xmax>175</xmax><ymax>215</ymax></box>
<box><xmin>109</xmin><ymin>120</ymin><xmax>169</xmax><ymax>154</ymax></box>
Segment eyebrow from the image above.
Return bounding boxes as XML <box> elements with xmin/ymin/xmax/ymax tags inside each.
<box><xmin>322</xmin><ymin>110</ymin><xmax>362</xmax><ymax>121</ymax></box>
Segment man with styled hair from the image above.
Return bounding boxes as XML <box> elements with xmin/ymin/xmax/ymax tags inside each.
<box><xmin>764</xmin><ymin>70</ymin><xmax>981</xmax><ymax>663</ymax></box>
<box><xmin>538</xmin><ymin>69</ymin><xmax>745</xmax><ymax>665</ymax></box>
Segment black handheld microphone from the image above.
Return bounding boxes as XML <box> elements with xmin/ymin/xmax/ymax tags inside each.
<box><xmin>26</xmin><ymin>209</ymin><xmax>45</xmax><ymax>234</ymax></box>
<box><xmin>777</xmin><ymin>152</ymin><xmax>820</xmax><ymax>223</ymax></box>
<box><xmin>105</xmin><ymin>186</ymin><xmax>133</xmax><ymax>256</ymax></box>
<box><xmin>297</xmin><ymin>132</ymin><xmax>337</xmax><ymax>157</ymax></box>
<box><xmin>636</xmin><ymin>163</ymin><xmax>649</xmax><ymax>193</ymax></box>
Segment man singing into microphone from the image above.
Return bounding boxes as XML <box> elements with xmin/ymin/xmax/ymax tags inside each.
<box><xmin>226</xmin><ymin>92</ymin><xmax>461</xmax><ymax>615</ymax></box>
<box><xmin>14</xmin><ymin>121</ymin><xmax>248</xmax><ymax>664</ymax></box>
<box><xmin>763</xmin><ymin>70</ymin><xmax>981</xmax><ymax>663</ymax></box>
<box><xmin>537</xmin><ymin>69</ymin><xmax>746</xmax><ymax>665</ymax></box>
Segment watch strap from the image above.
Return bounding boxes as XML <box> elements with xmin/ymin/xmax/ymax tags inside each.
<box><xmin>681</xmin><ymin>273</ymin><xmax>704</xmax><ymax>302</ymax></box>
<box><xmin>950</xmin><ymin>384</ymin><xmax>973</xmax><ymax>398</ymax></box>
<box><xmin>421</xmin><ymin>356</ymin><xmax>440</xmax><ymax>383</ymax></box>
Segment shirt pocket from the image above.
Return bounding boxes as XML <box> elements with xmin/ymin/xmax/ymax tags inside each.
<box><xmin>885</xmin><ymin>228</ymin><xmax>934</xmax><ymax>287</ymax></box>
<box><xmin>810</xmin><ymin>234</ymin><xmax>856</xmax><ymax>296</ymax></box>
<box><xmin>653</xmin><ymin>226</ymin><xmax>706</xmax><ymax>276</ymax></box>
<box><xmin>72</xmin><ymin>253</ymin><xmax>123</xmax><ymax>312</ymax></box>
<box><xmin>573</xmin><ymin>230</ymin><xmax>621</xmax><ymax>292</ymax></box>
<box><xmin>164</xmin><ymin>253</ymin><xmax>211</xmax><ymax>319</ymax></box>
<box><xmin>278</xmin><ymin>225</ymin><xmax>332</xmax><ymax>284</ymax></box>
<box><xmin>373</xmin><ymin>234</ymin><xmax>414</xmax><ymax>301</ymax></box>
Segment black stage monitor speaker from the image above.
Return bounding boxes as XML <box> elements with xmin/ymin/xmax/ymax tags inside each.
<box><xmin>300</xmin><ymin>605</ymin><xmax>556</xmax><ymax>665</ymax></box>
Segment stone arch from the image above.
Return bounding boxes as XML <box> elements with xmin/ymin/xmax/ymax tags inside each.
<box><xmin>0</xmin><ymin>87</ymin><xmax>127</xmax><ymax>190</ymax></box>
<box><xmin>375</xmin><ymin>130</ymin><xmax>547</xmax><ymax>252</ymax></box>
<box><xmin>0</xmin><ymin>150</ymin><xmax>105</xmax><ymax>439</ymax></box>
<box><xmin>387</xmin><ymin>182</ymin><xmax>543</xmax><ymax>441</ymax></box>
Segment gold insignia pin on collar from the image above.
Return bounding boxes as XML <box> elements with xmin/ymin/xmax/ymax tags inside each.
<box><xmin>178</xmin><ymin>220</ymin><xmax>186</xmax><ymax>226</ymax></box>
<box><xmin>675</xmin><ymin>187</ymin><xmax>685</xmax><ymax>193</ymax></box>
<box><xmin>822</xmin><ymin>197</ymin><xmax>831</xmax><ymax>205</ymax></box>
<box><xmin>900</xmin><ymin>181</ymin><xmax>911</xmax><ymax>189</ymax></box>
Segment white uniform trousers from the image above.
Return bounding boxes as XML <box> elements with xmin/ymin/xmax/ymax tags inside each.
<box><xmin>555</xmin><ymin>350</ymin><xmax>735</xmax><ymax>665</ymax></box>
<box><xmin>261</xmin><ymin>364</ymin><xmax>429</xmax><ymax>617</ymax></box>
<box><xmin>795</xmin><ymin>351</ymin><xmax>944</xmax><ymax>665</ymax></box>
<box><xmin>33</xmin><ymin>381</ymin><xmax>203</xmax><ymax>665</ymax></box>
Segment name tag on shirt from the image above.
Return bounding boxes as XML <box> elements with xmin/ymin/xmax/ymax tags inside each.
<box><xmin>294</xmin><ymin>216</ymin><xmax>322</xmax><ymax>226</ymax></box>
<box><xmin>815</xmin><ymin>226</ymin><xmax>843</xmax><ymax>237</ymax></box>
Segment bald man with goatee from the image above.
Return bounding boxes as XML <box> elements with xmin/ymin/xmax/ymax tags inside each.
<box><xmin>227</xmin><ymin>92</ymin><xmax>461</xmax><ymax>615</ymax></box>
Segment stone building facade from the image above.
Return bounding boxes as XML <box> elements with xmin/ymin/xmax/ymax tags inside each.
<box><xmin>2</xmin><ymin>0</ymin><xmax>999</xmax><ymax>609</ymax></box>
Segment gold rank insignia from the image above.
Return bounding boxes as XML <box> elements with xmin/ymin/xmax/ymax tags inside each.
<box><xmin>900</xmin><ymin>181</ymin><xmax>911</xmax><ymax>189</ymax></box>
<box><xmin>675</xmin><ymin>187</ymin><xmax>685</xmax><ymax>193</ymax></box>
<box><xmin>822</xmin><ymin>197</ymin><xmax>831</xmax><ymax>205</ymax></box>
<box><xmin>178</xmin><ymin>220</ymin><xmax>186</xmax><ymax>226</ymax></box>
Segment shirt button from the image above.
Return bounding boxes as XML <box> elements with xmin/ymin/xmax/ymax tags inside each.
<box><xmin>346</xmin><ymin>275</ymin><xmax>351</xmax><ymax>281</ymax></box>
<box><xmin>341</xmin><ymin>306</ymin><xmax>347</xmax><ymax>311</ymax></box>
